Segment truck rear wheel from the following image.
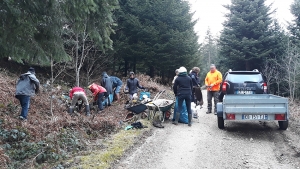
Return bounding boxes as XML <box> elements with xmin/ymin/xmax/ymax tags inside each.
<box><xmin>278</xmin><ymin>121</ymin><xmax>288</xmax><ymax>130</ymax></box>
<box><xmin>218</xmin><ymin>117</ymin><xmax>225</xmax><ymax>129</ymax></box>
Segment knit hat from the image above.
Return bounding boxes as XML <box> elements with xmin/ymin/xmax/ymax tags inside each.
<box><xmin>28</xmin><ymin>67</ymin><xmax>35</xmax><ymax>74</ymax></box>
<box><xmin>178</xmin><ymin>67</ymin><xmax>187</xmax><ymax>73</ymax></box>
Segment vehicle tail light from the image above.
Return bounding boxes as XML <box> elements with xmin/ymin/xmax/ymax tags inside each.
<box><xmin>263</xmin><ymin>82</ymin><xmax>267</xmax><ymax>93</ymax></box>
<box><xmin>275</xmin><ymin>114</ymin><xmax>285</xmax><ymax>120</ymax></box>
<box><xmin>222</xmin><ymin>82</ymin><xmax>227</xmax><ymax>93</ymax></box>
<box><xmin>226</xmin><ymin>113</ymin><xmax>235</xmax><ymax>120</ymax></box>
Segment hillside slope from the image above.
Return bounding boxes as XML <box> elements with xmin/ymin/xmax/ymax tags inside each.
<box><xmin>0</xmin><ymin>69</ymin><xmax>166</xmax><ymax>168</ymax></box>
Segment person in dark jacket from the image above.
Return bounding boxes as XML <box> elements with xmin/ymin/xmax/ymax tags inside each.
<box><xmin>125</xmin><ymin>72</ymin><xmax>145</xmax><ymax>99</ymax></box>
<box><xmin>101</xmin><ymin>72</ymin><xmax>113</xmax><ymax>106</ymax></box>
<box><xmin>15</xmin><ymin>67</ymin><xmax>40</xmax><ymax>121</ymax></box>
<box><xmin>110</xmin><ymin>76</ymin><xmax>123</xmax><ymax>102</ymax></box>
<box><xmin>189</xmin><ymin>67</ymin><xmax>202</xmax><ymax>104</ymax></box>
<box><xmin>173</xmin><ymin>66</ymin><xmax>193</xmax><ymax>126</ymax></box>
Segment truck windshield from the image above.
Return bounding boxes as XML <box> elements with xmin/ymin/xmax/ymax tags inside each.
<box><xmin>228</xmin><ymin>74</ymin><xmax>263</xmax><ymax>83</ymax></box>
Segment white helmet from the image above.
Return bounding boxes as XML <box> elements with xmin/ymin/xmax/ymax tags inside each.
<box><xmin>178</xmin><ymin>66</ymin><xmax>187</xmax><ymax>73</ymax></box>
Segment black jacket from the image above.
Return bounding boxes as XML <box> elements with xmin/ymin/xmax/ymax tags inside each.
<box><xmin>189</xmin><ymin>71</ymin><xmax>200</xmax><ymax>87</ymax></box>
<box><xmin>126</xmin><ymin>78</ymin><xmax>144</xmax><ymax>95</ymax></box>
<box><xmin>173</xmin><ymin>74</ymin><xmax>193</xmax><ymax>96</ymax></box>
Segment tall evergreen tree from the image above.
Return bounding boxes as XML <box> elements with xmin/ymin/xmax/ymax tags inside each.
<box><xmin>219</xmin><ymin>0</ymin><xmax>273</xmax><ymax>71</ymax></box>
<box><xmin>112</xmin><ymin>0</ymin><xmax>200</xmax><ymax>79</ymax></box>
<box><xmin>289</xmin><ymin>0</ymin><xmax>300</xmax><ymax>45</ymax></box>
<box><xmin>0</xmin><ymin>0</ymin><xmax>70</xmax><ymax>64</ymax></box>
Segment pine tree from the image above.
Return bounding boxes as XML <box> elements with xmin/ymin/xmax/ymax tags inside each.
<box><xmin>112</xmin><ymin>0</ymin><xmax>200</xmax><ymax>79</ymax></box>
<box><xmin>289</xmin><ymin>0</ymin><xmax>300</xmax><ymax>45</ymax></box>
<box><xmin>219</xmin><ymin>0</ymin><xmax>274</xmax><ymax>71</ymax></box>
<box><xmin>0</xmin><ymin>0</ymin><xmax>69</xmax><ymax>64</ymax></box>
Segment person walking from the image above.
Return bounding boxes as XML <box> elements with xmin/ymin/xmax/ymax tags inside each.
<box><xmin>173</xmin><ymin>66</ymin><xmax>193</xmax><ymax>126</ymax></box>
<box><xmin>88</xmin><ymin>83</ymin><xmax>107</xmax><ymax>113</ymax></box>
<box><xmin>205</xmin><ymin>64</ymin><xmax>222</xmax><ymax>114</ymax></box>
<box><xmin>15</xmin><ymin>67</ymin><xmax>40</xmax><ymax>121</ymax></box>
<box><xmin>110</xmin><ymin>76</ymin><xmax>123</xmax><ymax>102</ymax></box>
<box><xmin>101</xmin><ymin>72</ymin><xmax>113</xmax><ymax>106</ymax></box>
<box><xmin>68</xmin><ymin>87</ymin><xmax>90</xmax><ymax>116</ymax></box>
<box><xmin>125</xmin><ymin>72</ymin><xmax>145</xmax><ymax>99</ymax></box>
<box><xmin>189</xmin><ymin>67</ymin><xmax>201</xmax><ymax>103</ymax></box>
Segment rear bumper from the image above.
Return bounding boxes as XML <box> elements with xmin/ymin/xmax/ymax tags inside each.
<box><xmin>216</xmin><ymin>102</ymin><xmax>288</xmax><ymax>121</ymax></box>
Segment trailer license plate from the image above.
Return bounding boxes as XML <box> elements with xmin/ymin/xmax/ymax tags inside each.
<box><xmin>236</xmin><ymin>90</ymin><xmax>253</xmax><ymax>94</ymax></box>
<box><xmin>243</xmin><ymin>115</ymin><xmax>268</xmax><ymax>120</ymax></box>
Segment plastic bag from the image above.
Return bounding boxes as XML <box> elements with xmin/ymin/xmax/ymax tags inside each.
<box><xmin>174</xmin><ymin>98</ymin><xmax>188</xmax><ymax>124</ymax></box>
<box><xmin>139</xmin><ymin>91</ymin><xmax>150</xmax><ymax>100</ymax></box>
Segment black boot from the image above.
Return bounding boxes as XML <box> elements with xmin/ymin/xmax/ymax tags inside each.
<box><xmin>172</xmin><ymin>113</ymin><xmax>180</xmax><ymax>125</ymax></box>
<box><xmin>68</xmin><ymin>107</ymin><xmax>74</xmax><ymax>115</ymax></box>
<box><xmin>206</xmin><ymin>110</ymin><xmax>212</xmax><ymax>114</ymax></box>
<box><xmin>85</xmin><ymin>105</ymin><xmax>91</xmax><ymax>116</ymax></box>
<box><xmin>188</xmin><ymin>114</ymin><xmax>192</xmax><ymax>126</ymax></box>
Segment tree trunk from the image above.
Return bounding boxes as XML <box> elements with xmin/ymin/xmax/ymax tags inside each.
<box><xmin>245</xmin><ymin>60</ymin><xmax>250</xmax><ymax>71</ymax></box>
<box><xmin>75</xmin><ymin>34</ymin><xmax>80</xmax><ymax>87</ymax></box>
<box><xmin>133</xmin><ymin>58</ymin><xmax>136</xmax><ymax>73</ymax></box>
<box><xmin>50</xmin><ymin>57</ymin><xmax>54</xmax><ymax>116</ymax></box>
<box><xmin>149</xmin><ymin>65</ymin><xmax>154</xmax><ymax>77</ymax></box>
<box><xmin>124</xmin><ymin>59</ymin><xmax>128</xmax><ymax>77</ymax></box>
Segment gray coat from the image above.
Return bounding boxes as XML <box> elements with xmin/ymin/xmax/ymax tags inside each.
<box><xmin>101</xmin><ymin>72</ymin><xmax>113</xmax><ymax>94</ymax></box>
<box><xmin>15</xmin><ymin>72</ymin><xmax>40</xmax><ymax>96</ymax></box>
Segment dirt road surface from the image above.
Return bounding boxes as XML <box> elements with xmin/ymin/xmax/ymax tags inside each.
<box><xmin>114</xmin><ymin>90</ymin><xmax>300</xmax><ymax>169</ymax></box>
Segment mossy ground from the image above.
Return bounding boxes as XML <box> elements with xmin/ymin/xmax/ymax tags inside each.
<box><xmin>67</xmin><ymin>120</ymin><xmax>152</xmax><ymax>169</ymax></box>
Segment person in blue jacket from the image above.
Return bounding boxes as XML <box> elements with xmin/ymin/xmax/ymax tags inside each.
<box><xmin>125</xmin><ymin>72</ymin><xmax>145</xmax><ymax>99</ymax></box>
<box><xmin>15</xmin><ymin>67</ymin><xmax>40</xmax><ymax>121</ymax></box>
<box><xmin>101</xmin><ymin>72</ymin><xmax>113</xmax><ymax>106</ymax></box>
<box><xmin>110</xmin><ymin>76</ymin><xmax>123</xmax><ymax>102</ymax></box>
<box><xmin>173</xmin><ymin>66</ymin><xmax>193</xmax><ymax>126</ymax></box>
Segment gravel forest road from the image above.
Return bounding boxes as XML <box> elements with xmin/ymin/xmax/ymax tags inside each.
<box><xmin>114</xmin><ymin>90</ymin><xmax>300</xmax><ymax>169</ymax></box>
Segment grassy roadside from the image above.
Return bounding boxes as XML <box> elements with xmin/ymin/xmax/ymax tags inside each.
<box><xmin>60</xmin><ymin>120</ymin><xmax>152</xmax><ymax>169</ymax></box>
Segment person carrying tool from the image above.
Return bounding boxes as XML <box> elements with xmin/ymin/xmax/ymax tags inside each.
<box><xmin>88</xmin><ymin>83</ymin><xmax>107</xmax><ymax>113</ymax></box>
<box><xmin>68</xmin><ymin>87</ymin><xmax>90</xmax><ymax>116</ymax></box>
<box><xmin>205</xmin><ymin>64</ymin><xmax>222</xmax><ymax>114</ymax></box>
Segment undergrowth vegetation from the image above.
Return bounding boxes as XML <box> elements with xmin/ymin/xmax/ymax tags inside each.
<box><xmin>0</xmin><ymin>70</ymin><xmax>166</xmax><ymax>168</ymax></box>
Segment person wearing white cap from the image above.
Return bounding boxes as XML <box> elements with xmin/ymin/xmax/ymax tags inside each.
<box><xmin>173</xmin><ymin>66</ymin><xmax>193</xmax><ymax>126</ymax></box>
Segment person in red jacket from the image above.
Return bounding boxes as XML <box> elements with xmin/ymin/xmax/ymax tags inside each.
<box><xmin>68</xmin><ymin>87</ymin><xmax>90</xmax><ymax>116</ymax></box>
<box><xmin>88</xmin><ymin>83</ymin><xmax>107</xmax><ymax>112</ymax></box>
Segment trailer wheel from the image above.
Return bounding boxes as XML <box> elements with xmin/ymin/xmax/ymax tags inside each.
<box><xmin>278</xmin><ymin>120</ymin><xmax>288</xmax><ymax>130</ymax></box>
<box><xmin>218</xmin><ymin>117</ymin><xmax>225</xmax><ymax>129</ymax></box>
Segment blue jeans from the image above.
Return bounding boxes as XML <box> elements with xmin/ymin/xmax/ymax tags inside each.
<box><xmin>178</xmin><ymin>95</ymin><xmax>192</xmax><ymax>115</ymax></box>
<box><xmin>114</xmin><ymin>85</ymin><xmax>122</xmax><ymax>94</ymax></box>
<box><xmin>172</xmin><ymin>96</ymin><xmax>178</xmax><ymax>121</ymax></box>
<box><xmin>16</xmin><ymin>95</ymin><xmax>31</xmax><ymax>119</ymax></box>
<box><xmin>97</xmin><ymin>93</ymin><xmax>105</xmax><ymax>110</ymax></box>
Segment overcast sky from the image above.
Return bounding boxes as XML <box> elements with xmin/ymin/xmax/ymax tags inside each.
<box><xmin>188</xmin><ymin>0</ymin><xmax>295</xmax><ymax>43</ymax></box>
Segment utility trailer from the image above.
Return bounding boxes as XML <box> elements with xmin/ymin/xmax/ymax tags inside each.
<box><xmin>216</xmin><ymin>94</ymin><xmax>289</xmax><ymax>130</ymax></box>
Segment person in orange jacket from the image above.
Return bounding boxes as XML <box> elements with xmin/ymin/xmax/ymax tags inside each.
<box><xmin>68</xmin><ymin>87</ymin><xmax>90</xmax><ymax>116</ymax></box>
<box><xmin>88</xmin><ymin>83</ymin><xmax>107</xmax><ymax>113</ymax></box>
<box><xmin>205</xmin><ymin>64</ymin><xmax>223</xmax><ymax>114</ymax></box>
